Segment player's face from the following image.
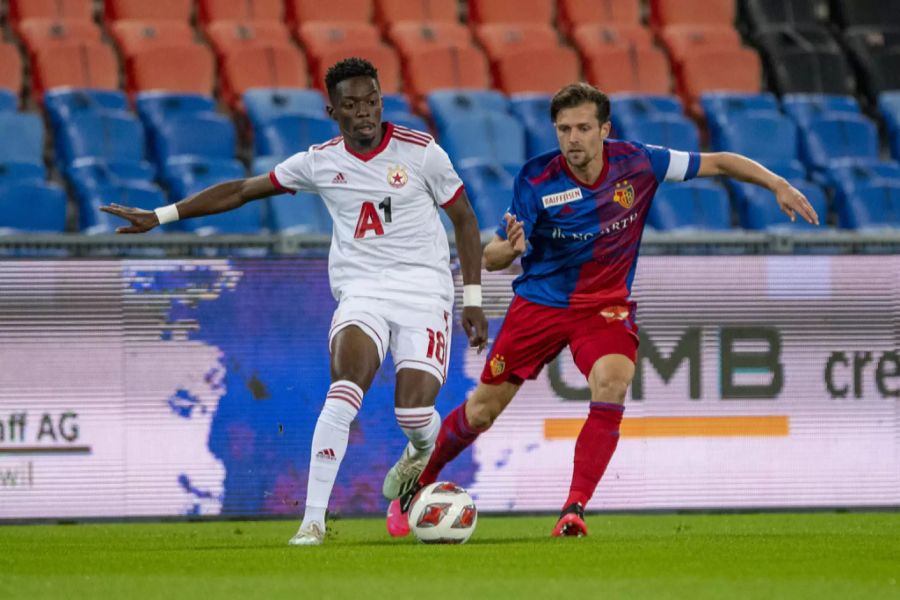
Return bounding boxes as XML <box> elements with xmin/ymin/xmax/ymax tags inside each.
<box><xmin>554</xmin><ymin>102</ymin><xmax>611</xmax><ymax>169</ymax></box>
<box><xmin>328</xmin><ymin>76</ymin><xmax>384</xmax><ymax>150</ymax></box>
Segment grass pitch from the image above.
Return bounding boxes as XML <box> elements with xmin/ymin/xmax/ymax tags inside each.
<box><xmin>1</xmin><ymin>512</ymin><xmax>898</xmax><ymax>599</ymax></box>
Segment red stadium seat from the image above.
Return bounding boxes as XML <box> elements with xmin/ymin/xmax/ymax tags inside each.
<box><xmin>404</xmin><ymin>45</ymin><xmax>490</xmax><ymax>100</ymax></box>
<box><xmin>493</xmin><ymin>46</ymin><xmax>580</xmax><ymax>94</ymax></box>
<box><xmin>221</xmin><ymin>44</ymin><xmax>309</xmax><ymax>107</ymax></box>
<box><xmin>205</xmin><ymin>21</ymin><xmax>293</xmax><ymax>60</ymax></box>
<box><xmin>126</xmin><ymin>44</ymin><xmax>215</xmax><ymax>96</ymax></box>
<box><xmin>104</xmin><ymin>0</ymin><xmax>193</xmax><ymax>22</ymax></box>
<box><xmin>8</xmin><ymin>0</ymin><xmax>92</xmax><ymax>24</ymax></box>
<box><xmin>0</xmin><ymin>42</ymin><xmax>24</xmax><ymax>95</ymax></box>
<box><xmin>559</xmin><ymin>0</ymin><xmax>641</xmax><ymax>31</ymax></box>
<box><xmin>17</xmin><ymin>19</ymin><xmax>102</xmax><ymax>62</ymax></box>
<box><xmin>375</xmin><ymin>0</ymin><xmax>459</xmax><ymax>29</ymax></box>
<box><xmin>584</xmin><ymin>45</ymin><xmax>672</xmax><ymax>95</ymax></box>
<box><xmin>286</xmin><ymin>0</ymin><xmax>374</xmax><ymax>26</ymax></box>
<box><xmin>198</xmin><ymin>0</ymin><xmax>283</xmax><ymax>24</ymax></box>
<box><xmin>677</xmin><ymin>47</ymin><xmax>761</xmax><ymax>112</ymax></box>
<box><xmin>387</xmin><ymin>22</ymin><xmax>474</xmax><ymax>60</ymax></box>
<box><xmin>312</xmin><ymin>45</ymin><xmax>402</xmax><ymax>93</ymax></box>
<box><xmin>296</xmin><ymin>22</ymin><xmax>383</xmax><ymax>59</ymax></box>
<box><xmin>650</xmin><ymin>0</ymin><xmax>736</xmax><ymax>30</ymax></box>
<box><xmin>468</xmin><ymin>0</ymin><xmax>554</xmax><ymax>25</ymax></box>
<box><xmin>659</xmin><ymin>25</ymin><xmax>742</xmax><ymax>67</ymax></box>
<box><xmin>571</xmin><ymin>24</ymin><xmax>655</xmax><ymax>57</ymax></box>
<box><xmin>111</xmin><ymin>21</ymin><xmax>196</xmax><ymax>56</ymax></box>
<box><xmin>33</xmin><ymin>42</ymin><xmax>119</xmax><ymax>98</ymax></box>
<box><xmin>475</xmin><ymin>24</ymin><xmax>561</xmax><ymax>61</ymax></box>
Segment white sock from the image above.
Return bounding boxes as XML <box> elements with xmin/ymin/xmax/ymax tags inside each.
<box><xmin>395</xmin><ymin>406</ymin><xmax>440</xmax><ymax>459</ymax></box>
<box><xmin>300</xmin><ymin>380</ymin><xmax>363</xmax><ymax>530</ymax></box>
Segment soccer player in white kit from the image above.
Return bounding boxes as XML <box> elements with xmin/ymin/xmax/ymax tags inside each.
<box><xmin>101</xmin><ymin>58</ymin><xmax>489</xmax><ymax>545</ymax></box>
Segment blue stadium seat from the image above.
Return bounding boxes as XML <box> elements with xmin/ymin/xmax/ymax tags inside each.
<box><xmin>243</xmin><ymin>89</ymin><xmax>328</xmax><ymax>132</ymax></box>
<box><xmin>43</xmin><ymin>89</ymin><xmax>129</xmax><ymax>127</ymax></box>
<box><xmin>881</xmin><ymin>92</ymin><xmax>900</xmax><ymax>161</ymax></box>
<box><xmin>509</xmin><ymin>94</ymin><xmax>556</xmax><ymax>159</ymax></box>
<box><xmin>716</xmin><ymin>111</ymin><xmax>799</xmax><ymax>163</ymax></box>
<box><xmin>76</xmin><ymin>181</ymin><xmax>168</xmax><ymax>234</ymax></box>
<box><xmin>740</xmin><ymin>179</ymin><xmax>828</xmax><ymax>231</ymax></box>
<box><xmin>382</xmin><ymin>94</ymin><xmax>412</xmax><ymax>114</ymax></box>
<box><xmin>0</xmin><ymin>90</ymin><xmax>17</xmax><ymax>112</ymax></box>
<box><xmin>838</xmin><ymin>181</ymin><xmax>900</xmax><ymax>229</ymax></box>
<box><xmin>458</xmin><ymin>161</ymin><xmax>516</xmax><ymax>229</ymax></box>
<box><xmin>68</xmin><ymin>157</ymin><xmax>156</xmax><ymax>188</ymax></box>
<box><xmin>386</xmin><ymin>112</ymin><xmax>429</xmax><ymax>133</ymax></box>
<box><xmin>57</xmin><ymin>111</ymin><xmax>145</xmax><ymax>167</ymax></box>
<box><xmin>725</xmin><ymin>159</ymin><xmax>808</xmax><ymax>207</ymax></box>
<box><xmin>822</xmin><ymin>161</ymin><xmax>900</xmax><ymax>206</ymax></box>
<box><xmin>700</xmin><ymin>92</ymin><xmax>779</xmax><ymax>149</ymax></box>
<box><xmin>251</xmin><ymin>155</ymin><xmax>280</xmax><ymax>176</ymax></box>
<box><xmin>440</xmin><ymin>112</ymin><xmax>527</xmax><ymax>169</ymax></box>
<box><xmin>154</xmin><ymin>113</ymin><xmax>237</xmax><ymax>164</ymax></box>
<box><xmin>269</xmin><ymin>192</ymin><xmax>333</xmax><ymax>235</ymax></box>
<box><xmin>0</xmin><ymin>182</ymin><xmax>67</xmax><ymax>233</ymax></box>
<box><xmin>649</xmin><ymin>180</ymin><xmax>733</xmax><ymax>231</ymax></box>
<box><xmin>610</xmin><ymin>94</ymin><xmax>683</xmax><ymax>135</ymax></box>
<box><xmin>135</xmin><ymin>92</ymin><xmax>216</xmax><ymax>128</ymax></box>
<box><xmin>0</xmin><ymin>112</ymin><xmax>44</xmax><ymax>166</ymax></box>
<box><xmin>257</xmin><ymin>114</ymin><xmax>340</xmax><ymax>157</ymax></box>
<box><xmin>618</xmin><ymin>113</ymin><xmax>700</xmax><ymax>153</ymax></box>
<box><xmin>0</xmin><ymin>161</ymin><xmax>46</xmax><ymax>184</ymax></box>
<box><xmin>782</xmin><ymin>94</ymin><xmax>860</xmax><ymax>127</ymax></box>
<box><xmin>800</xmin><ymin>113</ymin><xmax>879</xmax><ymax>170</ymax></box>
<box><xmin>427</xmin><ymin>90</ymin><xmax>509</xmax><ymax>135</ymax></box>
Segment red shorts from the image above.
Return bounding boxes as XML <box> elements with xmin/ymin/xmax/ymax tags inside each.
<box><xmin>480</xmin><ymin>295</ymin><xmax>639</xmax><ymax>385</ymax></box>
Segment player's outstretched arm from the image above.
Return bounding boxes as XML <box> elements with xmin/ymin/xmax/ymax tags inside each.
<box><xmin>444</xmin><ymin>191</ymin><xmax>488</xmax><ymax>351</ymax></box>
<box><xmin>483</xmin><ymin>214</ymin><xmax>526</xmax><ymax>272</ymax></box>
<box><xmin>697</xmin><ymin>152</ymin><xmax>819</xmax><ymax>225</ymax></box>
<box><xmin>99</xmin><ymin>174</ymin><xmax>280</xmax><ymax>234</ymax></box>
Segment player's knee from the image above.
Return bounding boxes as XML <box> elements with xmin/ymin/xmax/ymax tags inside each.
<box><xmin>590</xmin><ymin>378</ymin><xmax>629</xmax><ymax>405</ymax></box>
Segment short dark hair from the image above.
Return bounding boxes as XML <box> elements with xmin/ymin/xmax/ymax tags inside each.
<box><xmin>550</xmin><ymin>82</ymin><xmax>611</xmax><ymax>124</ymax></box>
<box><xmin>325</xmin><ymin>57</ymin><xmax>380</xmax><ymax>98</ymax></box>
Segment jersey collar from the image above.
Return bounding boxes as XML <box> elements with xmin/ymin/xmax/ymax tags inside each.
<box><xmin>344</xmin><ymin>122</ymin><xmax>394</xmax><ymax>162</ymax></box>
<box><xmin>560</xmin><ymin>142</ymin><xmax>610</xmax><ymax>190</ymax></box>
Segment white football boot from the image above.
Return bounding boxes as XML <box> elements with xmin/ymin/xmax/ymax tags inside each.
<box><xmin>382</xmin><ymin>442</ymin><xmax>434</xmax><ymax>500</ymax></box>
<box><xmin>288</xmin><ymin>522</ymin><xmax>325</xmax><ymax>546</ymax></box>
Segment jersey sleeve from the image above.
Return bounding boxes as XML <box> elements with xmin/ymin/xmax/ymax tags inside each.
<box><xmin>495</xmin><ymin>173</ymin><xmax>540</xmax><ymax>241</ymax></box>
<box><xmin>422</xmin><ymin>141</ymin><xmax>465</xmax><ymax>208</ymax></box>
<box><xmin>643</xmin><ymin>144</ymin><xmax>701</xmax><ymax>183</ymax></box>
<box><xmin>271</xmin><ymin>150</ymin><xmax>317</xmax><ymax>195</ymax></box>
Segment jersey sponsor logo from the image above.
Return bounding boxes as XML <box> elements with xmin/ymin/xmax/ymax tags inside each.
<box><xmin>332</xmin><ymin>172</ymin><xmax>347</xmax><ymax>184</ymax></box>
<box><xmin>541</xmin><ymin>187</ymin><xmax>583</xmax><ymax>208</ymax></box>
<box><xmin>490</xmin><ymin>354</ymin><xmax>506</xmax><ymax>377</ymax></box>
<box><xmin>613</xmin><ymin>181</ymin><xmax>634</xmax><ymax>209</ymax></box>
<box><xmin>388</xmin><ymin>165</ymin><xmax>408</xmax><ymax>188</ymax></box>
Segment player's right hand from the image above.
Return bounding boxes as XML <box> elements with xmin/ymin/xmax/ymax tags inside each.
<box><xmin>504</xmin><ymin>213</ymin><xmax>526</xmax><ymax>255</ymax></box>
<box><xmin>99</xmin><ymin>203</ymin><xmax>159</xmax><ymax>234</ymax></box>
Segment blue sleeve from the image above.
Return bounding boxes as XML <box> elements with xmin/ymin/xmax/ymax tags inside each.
<box><xmin>643</xmin><ymin>144</ymin><xmax>701</xmax><ymax>183</ymax></box>
<box><xmin>495</xmin><ymin>174</ymin><xmax>540</xmax><ymax>240</ymax></box>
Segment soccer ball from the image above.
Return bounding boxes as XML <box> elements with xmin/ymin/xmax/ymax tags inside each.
<box><xmin>408</xmin><ymin>481</ymin><xmax>478</xmax><ymax>544</ymax></box>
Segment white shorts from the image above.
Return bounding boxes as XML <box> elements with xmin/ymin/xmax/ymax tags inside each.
<box><xmin>329</xmin><ymin>296</ymin><xmax>452</xmax><ymax>384</ymax></box>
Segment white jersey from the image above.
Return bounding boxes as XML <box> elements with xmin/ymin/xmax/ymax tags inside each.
<box><xmin>271</xmin><ymin>122</ymin><xmax>463</xmax><ymax>309</ymax></box>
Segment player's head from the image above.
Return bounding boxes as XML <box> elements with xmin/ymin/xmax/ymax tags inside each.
<box><xmin>550</xmin><ymin>83</ymin><xmax>612</xmax><ymax>170</ymax></box>
<box><xmin>325</xmin><ymin>57</ymin><xmax>384</xmax><ymax>147</ymax></box>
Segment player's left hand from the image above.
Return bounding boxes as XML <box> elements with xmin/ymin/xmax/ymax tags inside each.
<box><xmin>775</xmin><ymin>180</ymin><xmax>819</xmax><ymax>225</ymax></box>
<box><xmin>462</xmin><ymin>306</ymin><xmax>488</xmax><ymax>353</ymax></box>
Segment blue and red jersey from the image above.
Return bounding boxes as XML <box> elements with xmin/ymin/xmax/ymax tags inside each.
<box><xmin>497</xmin><ymin>139</ymin><xmax>700</xmax><ymax>309</ymax></box>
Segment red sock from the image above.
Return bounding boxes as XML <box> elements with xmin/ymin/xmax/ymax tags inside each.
<box><xmin>418</xmin><ymin>401</ymin><xmax>486</xmax><ymax>486</ymax></box>
<box><xmin>564</xmin><ymin>402</ymin><xmax>624</xmax><ymax>509</ymax></box>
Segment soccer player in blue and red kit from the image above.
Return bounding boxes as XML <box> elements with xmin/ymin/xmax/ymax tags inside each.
<box><xmin>386</xmin><ymin>82</ymin><xmax>819</xmax><ymax>537</ymax></box>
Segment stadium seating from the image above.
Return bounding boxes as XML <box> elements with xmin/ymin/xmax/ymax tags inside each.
<box><xmin>838</xmin><ymin>181</ymin><xmax>900</xmax><ymax>229</ymax></box>
<box><xmin>198</xmin><ymin>0</ymin><xmax>283</xmax><ymax>24</ymax></box>
<box><xmin>427</xmin><ymin>90</ymin><xmax>510</xmax><ymax>134</ymax></box>
<box><xmin>403</xmin><ymin>45</ymin><xmax>491</xmax><ymax>101</ymax></box>
<box><xmin>699</xmin><ymin>92</ymin><xmax>778</xmax><ymax>147</ymax></box>
<box><xmin>104</xmin><ymin>0</ymin><xmax>193</xmax><ymax>22</ymax></box>
<box><xmin>286</xmin><ymin>0</ymin><xmax>374</xmax><ymax>26</ymax></box>
<box><xmin>677</xmin><ymin>47</ymin><xmax>762</xmax><ymax>112</ymax></box>
<box><xmin>43</xmin><ymin>89</ymin><xmax>128</xmax><ymax>126</ymax></box>
<box><xmin>67</xmin><ymin>157</ymin><xmax>156</xmax><ymax>191</ymax></box>
<box><xmin>111</xmin><ymin>21</ymin><xmax>196</xmax><ymax>56</ymax></box>
<box><xmin>509</xmin><ymin>94</ymin><xmax>556</xmax><ymax>158</ymax></box>
<box><xmin>650</xmin><ymin>0</ymin><xmax>736</xmax><ymax>29</ymax></box>
<box><xmin>468</xmin><ymin>0</ymin><xmax>553</xmax><ymax>25</ymax></box>
<box><xmin>76</xmin><ymin>181</ymin><xmax>168</xmax><ymax>233</ymax></box>
<box><xmin>831</xmin><ymin>0</ymin><xmax>900</xmax><ymax>29</ymax></box>
<box><xmin>387</xmin><ymin>22</ymin><xmax>474</xmax><ymax>60</ymax></box>
<box><xmin>842</xmin><ymin>28</ymin><xmax>900</xmax><ymax>105</ymax></box>
<box><xmin>611</xmin><ymin>94</ymin><xmax>684</xmax><ymax>136</ymax></box>
<box><xmin>754</xmin><ymin>27</ymin><xmax>855</xmax><ymax>95</ymax></box>
<box><xmin>256</xmin><ymin>114</ymin><xmax>340</xmax><ymax>157</ymax></box>
<box><xmin>17</xmin><ymin>18</ymin><xmax>102</xmax><ymax>61</ymax></box>
<box><xmin>558</xmin><ymin>0</ymin><xmax>641</xmax><ymax>37</ymax></box>
<box><xmin>153</xmin><ymin>113</ymin><xmax>237</xmax><ymax>166</ymax></box>
<box><xmin>0</xmin><ymin>161</ymin><xmax>46</xmax><ymax>185</ymax></box>
<box><xmin>475</xmin><ymin>23</ymin><xmax>560</xmax><ymax>60</ymax></box>
<box><xmin>219</xmin><ymin>44</ymin><xmax>310</xmax><ymax>108</ymax></box>
<box><xmin>715</xmin><ymin>111</ymin><xmax>799</xmax><ymax>163</ymax></box>
<box><xmin>55</xmin><ymin>111</ymin><xmax>146</xmax><ymax>168</ymax></box>
<box><xmin>243</xmin><ymin>89</ymin><xmax>328</xmax><ymax>132</ymax></box>
<box><xmin>8</xmin><ymin>0</ymin><xmax>92</xmax><ymax>24</ymax></box>
<box><xmin>0</xmin><ymin>181</ymin><xmax>67</xmax><ymax>233</ymax></box>
<box><xmin>821</xmin><ymin>161</ymin><xmax>900</xmax><ymax>207</ymax></box>
<box><xmin>375</xmin><ymin>0</ymin><xmax>459</xmax><ymax>29</ymax></box>
<box><xmin>650</xmin><ymin>180</ymin><xmax>733</xmax><ymax>231</ymax></box>
<box><xmin>879</xmin><ymin>92</ymin><xmax>900</xmax><ymax>160</ymax></box>
<box><xmin>800</xmin><ymin>113</ymin><xmax>879</xmax><ymax>170</ymax></box>
<box><xmin>125</xmin><ymin>44</ymin><xmax>215</xmax><ymax>96</ymax></box>
<box><xmin>781</xmin><ymin>94</ymin><xmax>860</xmax><ymax>127</ymax></box>
<box><xmin>0</xmin><ymin>43</ymin><xmax>23</xmax><ymax>96</ymax></box>
<box><xmin>32</xmin><ymin>42</ymin><xmax>120</xmax><ymax>99</ymax></box>
<box><xmin>571</xmin><ymin>23</ymin><xmax>655</xmax><ymax>57</ymax></box>
<box><xmin>583</xmin><ymin>46</ymin><xmax>672</xmax><ymax>95</ymax></box>
<box><xmin>658</xmin><ymin>25</ymin><xmax>744</xmax><ymax>69</ymax></box>
<box><xmin>270</xmin><ymin>192</ymin><xmax>333</xmax><ymax>235</ymax></box>
<box><xmin>204</xmin><ymin>21</ymin><xmax>292</xmax><ymax>59</ymax></box>
<box><xmin>0</xmin><ymin>112</ymin><xmax>44</xmax><ymax>166</ymax></box>
<box><xmin>297</xmin><ymin>22</ymin><xmax>382</xmax><ymax>57</ymax></box>
<box><xmin>311</xmin><ymin>45</ymin><xmax>402</xmax><ymax>94</ymax></box>
<box><xmin>0</xmin><ymin>90</ymin><xmax>16</xmax><ymax>112</ymax></box>
<box><xmin>739</xmin><ymin>179</ymin><xmax>828</xmax><ymax>230</ymax></box>
<box><xmin>161</xmin><ymin>157</ymin><xmax>255</xmax><ymax>234</ymax></box>
<box><xmin>457</xmin><ymin>161</ymin><xmax>515</xmax><ymax>228</ymax></box>
<box><xmin>618</xmin><ymin>113</ymin><xmax>701</xmax><ymax>153</ymax></box>
<box><xmin>135</xmin><ymin>92</ymin><xmax>217</xmax><ymax>129</ymax></box>
<box><xmin>439</xmin><ymin>112</ymin><xmax>526</xmax><ymax>168</ymax></box>
<box><xmin>741</xmin><ymin>0</ymin><xmax>828</xmax><ymax>32</ymax></box>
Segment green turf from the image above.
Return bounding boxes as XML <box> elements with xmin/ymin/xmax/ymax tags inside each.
<box><xmin>1</xmin><ymin>513</ymin><xmax>899</xmax><ymax>599</ymax></box>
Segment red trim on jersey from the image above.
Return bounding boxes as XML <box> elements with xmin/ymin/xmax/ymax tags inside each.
<box><xmin>393</xmin><ymin>125</ymin><xmax>432</xmax><ymax>142</ymax></box>
<box><xmin>560</xmin><ymin>143</ymin><xmax>610</xmax><ymax>190</ymax></box>
<box><xmin>440</xmin><ymin>184</ymin><xmax>465</xmax><ymax>208</ymax></box>
<box><xmin>528</xmin><ymin>155</ymin><xmax>564</xmax><ymax>186</ymax></box>
<box><xmin>344</xmin><ymin>122</ymin><xmax>394</xmax><ymax>162</ymax></box>
<box><xmin>268</xmin><ymin>171</ymin><xmax>296</xmax><ymax>195</ymax></box>
<box><xmin>392</xmin><ymin>132</ymin><xmax>429</xmax><ymax>147</ymax></box>
<box><xmin>313</xmin><ymin>136</ymin><xmax>342</xmax><ymax>151</ymax></box>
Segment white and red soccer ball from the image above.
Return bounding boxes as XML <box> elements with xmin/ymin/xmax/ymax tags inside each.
<box><xmin>408</xmin><ymin>482</ymin><xmax>478</xmax><ymax>544</ymax></box>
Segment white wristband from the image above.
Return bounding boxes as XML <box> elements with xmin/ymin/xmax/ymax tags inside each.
<box><xmin>154</xmin><ymin>204</ymin><xmax>180</xmax><ymax>225</ymax></box>
<box><xmin>463</xmin><ymin>284</ymin><xmax>482</xmax><ymax>307</ymax></box>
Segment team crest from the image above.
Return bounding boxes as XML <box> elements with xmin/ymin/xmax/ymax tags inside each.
<box><xmin>613</xmin><ymin>181</ymin><xmax>634</xmax><ymax>209</ymax></box>
<box><xmin>490</xmin><ymin>354</ymin><xmax>506</xmax><ymax>377</ymax></box>
<box><xmin>388</xmin><ymin>165</ymin><xmax>408</xmax><ymax>188</ymax></box>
